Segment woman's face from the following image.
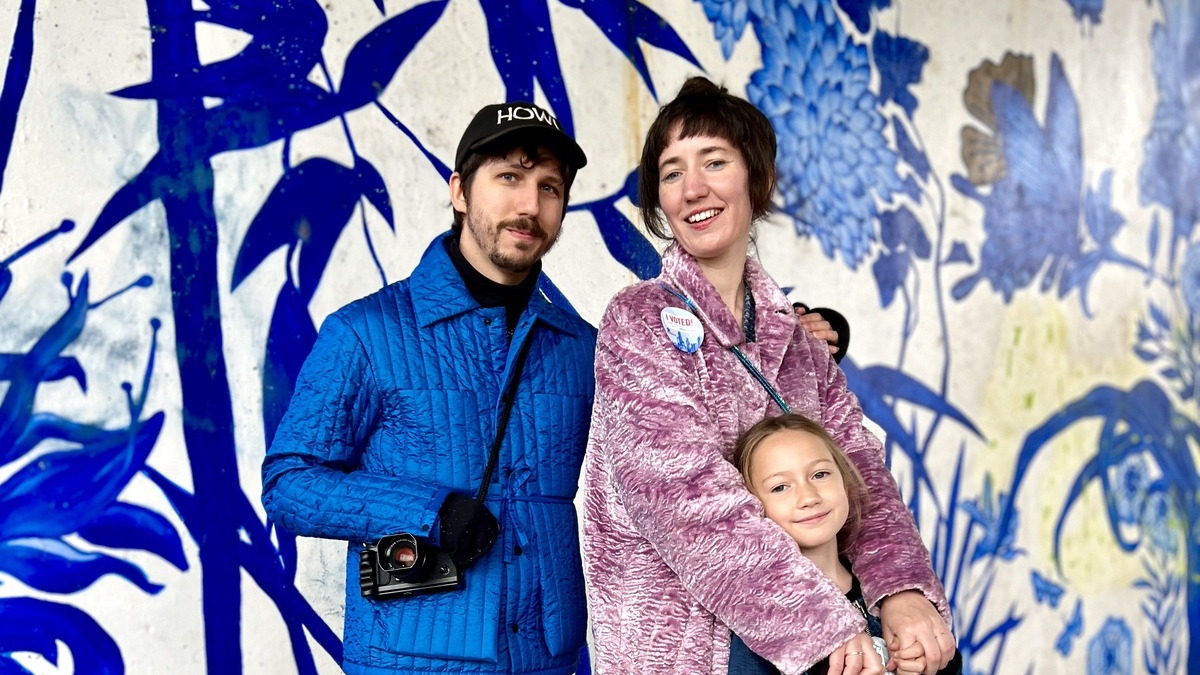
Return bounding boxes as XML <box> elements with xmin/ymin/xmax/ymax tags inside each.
<box><xmin>656</xmin><ymin>129</ymin><xmax>753</xmax><ymax>267</ymax></box>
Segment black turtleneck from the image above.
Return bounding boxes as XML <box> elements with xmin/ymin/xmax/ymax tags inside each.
<box><xmin>444</xmin><ymin>234</ymin><xmax>540</xmax><ymax>336</ymax></box>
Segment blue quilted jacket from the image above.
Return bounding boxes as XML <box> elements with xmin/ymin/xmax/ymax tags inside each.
<box><xmin>262</xmin><ymin>233</ymin><xmax>596</xmax><ymax>675</ymax></box>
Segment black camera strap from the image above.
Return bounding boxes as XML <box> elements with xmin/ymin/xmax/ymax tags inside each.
<box><xmin>475</xmin><ymin>334</ymin><xmax>533</xmax><ymax>502</ymax></box>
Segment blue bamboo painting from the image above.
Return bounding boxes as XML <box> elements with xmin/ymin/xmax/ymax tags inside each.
<box><xmin>0</xmin><ymin>0</ymin><xmax>1196</xmax><ymax>672</ymax></box>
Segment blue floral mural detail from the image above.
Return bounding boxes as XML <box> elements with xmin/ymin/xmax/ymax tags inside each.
<box><xmin>1139</xmin><ymin>0</ymin><xmax>1200</xmax><ymax>254</ymax></box>
<box><xmin>1087</xmin><ymin>617</ymin><xmax>1133</xmax><ymax>675</ymax></box>
<box><xmin>713</xmin><ymin>0</ymin><xmax>906</xmax><ymax>268</ymax></box>
<box><xmin>0</xmin><ymin>226</ymin><xmax>178</xmax><ymax>673</ymax></box>
<box><xmin>1065</xmin><ymin>0</ymin><xmax>1104</xmax><ymax>25</ymax></box>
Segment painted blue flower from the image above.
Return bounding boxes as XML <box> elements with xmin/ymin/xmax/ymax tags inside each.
<box><xmin>1139</xmin><ymin>0</ymin><xmax>1200</xmax><ymax>244</ymax></box>
<box><xmin>696</xmin><ymin>0</ymin><xmax>750</xmax><ymax>60</ymax></box>
<box><xmin>1112</xmin><ymin>455</ymin><xmax>1149</xmax><ymax>525</ymax></box>
<box><xmin>1182</xmin><ymin>241</ymin><xmax>1200</xmax><ymax>316</ymax></box>
<box><xmin>1086</xmin><ymin>617</ymin><xmax>1133</xmax><ymax>675</ymax></box>
<box><xmin>952</xmin><ymin>53</ymin><xmax>1083</xmax><ymax>302</ymax></box>
<box><xmin>961</xmin><ymin>474</ymin><xmax>1023</xmax><ymax>562</ymax></box>
<box><xmin>745</xmin><ymin>0</ymin><xmax>903</xmax><ymax>268</ymax></box>
<box><xmin>1141</xmin><ymin>489</ymin><xmax>1178</xmax><ymax>555</ymax></box>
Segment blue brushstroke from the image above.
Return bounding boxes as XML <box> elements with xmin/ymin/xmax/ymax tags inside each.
<box><xmin>0</xmin><ymin>0</ymin><xmax>35</xmax><ymax>197</ymax></box>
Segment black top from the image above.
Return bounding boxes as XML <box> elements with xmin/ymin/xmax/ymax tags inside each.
<box><xmin>444</xmin><ymin>234</ymin><xmax>539</xmax><ymax>337</ymax></box>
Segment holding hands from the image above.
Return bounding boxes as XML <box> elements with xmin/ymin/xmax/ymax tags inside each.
<box><xmin>878</xmin><ymin>591</ymin><xmax>956</xmax><ymax>675</ymax></box>
<box><xmin>826</xmin><ymin>632</ymin><xmax>885</xmax><ymax>675</ymax></box>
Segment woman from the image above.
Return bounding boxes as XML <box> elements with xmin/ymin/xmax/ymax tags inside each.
<box><xmin>581</xmin><ymin>77</ymin><xmax>955</xmax><ymax>675</ymax></box>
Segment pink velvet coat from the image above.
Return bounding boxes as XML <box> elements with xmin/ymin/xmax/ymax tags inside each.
<box><xmin>582</xmin><ymin>243</ymin><xmax>951</xmax><ymax>675</ymax></box>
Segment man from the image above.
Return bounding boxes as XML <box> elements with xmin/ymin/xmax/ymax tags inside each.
<box><xmin>262</xmin><ymin>101</ymin><xmax>595</xmax><ymax>675</ymax></box>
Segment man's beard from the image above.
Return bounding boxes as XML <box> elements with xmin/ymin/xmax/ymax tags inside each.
<box><xmin>465</xmin><ymin>212</ymin><xmax>558</xmax><ymax>275</ymax></box>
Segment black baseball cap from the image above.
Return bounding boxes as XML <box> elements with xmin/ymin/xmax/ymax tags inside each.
<box><xmin>454</xmin><ymin>101</ymin><xmax>588</xmax><ymax>174</ymax></box>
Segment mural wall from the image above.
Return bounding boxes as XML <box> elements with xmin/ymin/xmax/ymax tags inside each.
<box><xmin>0</xmin><ymin>0</ymin><xmax>1196</xmax><ymax>672</ymax></box>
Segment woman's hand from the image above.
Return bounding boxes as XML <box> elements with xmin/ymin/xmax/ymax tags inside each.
<box><xmin>794</xmin><ymin>306</ymin><xmax>839</xmax><ymax>355</ymax></box>
<box><xmin>827</xmin><ymin>632</ymin><xmax>886</xmax><ymax>675</ymax></box>
<box><xmin>879</xmin><ymin>590</ymin><xmax>955</xmax><ymax>675</ymax></box>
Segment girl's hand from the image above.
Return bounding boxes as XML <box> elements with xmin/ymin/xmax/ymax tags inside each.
<box><xmin>827</xmin><ymin>632</ymin><xmax>885</xmax><ymax>675</ymax></box>
<box><xmin>879</xmin><ymin>590</ymin><xmax>956</xmax><ymax>675</ymax></box>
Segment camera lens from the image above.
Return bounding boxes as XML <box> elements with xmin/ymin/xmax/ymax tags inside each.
<box><xmin>388</xmin><ymin>544</ymin><xmax>417</xmax><ymax>569</ymax></box>
<box><xmin>377</xmin><ymin>534</ymin><xmax>426</xmax><ymax>578</ymax></box>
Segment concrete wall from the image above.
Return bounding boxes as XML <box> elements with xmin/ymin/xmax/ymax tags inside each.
<box><xmin>0</xmin><ymin>0</ymin><xmax>1195</xmax><ymax>672</ymax></box>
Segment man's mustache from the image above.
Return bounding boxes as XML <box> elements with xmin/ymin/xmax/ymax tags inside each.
<box><xmin>499</xmin><ymin>217</ymin><xmax>545</xmax><ymax>238</ymax></box>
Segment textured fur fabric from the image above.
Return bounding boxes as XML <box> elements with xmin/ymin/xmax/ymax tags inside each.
<box><xmin>582</xmin><ymin>244</ymin><xmax>950</xmax><ymax>675</ymax></box>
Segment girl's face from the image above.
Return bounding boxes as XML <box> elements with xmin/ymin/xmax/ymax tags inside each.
<box><xmin>656</xmin><ymin>129</ymin><xmax>754</xmax><ymax>268</ymax></box>
<box><xmin>747</xmin><ymin>429</ymin><xmax>850</xmax><ymax>555</ymax></box>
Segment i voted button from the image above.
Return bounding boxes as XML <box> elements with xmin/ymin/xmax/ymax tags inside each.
<box><xmin>660</xmin><ymin>306</ymin><xmax>704</xmax><ymax>353</ymax></box>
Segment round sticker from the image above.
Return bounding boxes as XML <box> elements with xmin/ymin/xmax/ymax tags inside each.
<box><xmin>660</xmin><ymin>306</ymin><xmax>704</xmax><ymax>353</ymax></box>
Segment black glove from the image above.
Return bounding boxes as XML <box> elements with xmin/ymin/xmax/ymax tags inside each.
<box><xmin>438</xmin><ymin>493</ymin><xmax>499</xmax><ymax>568</ymax></box>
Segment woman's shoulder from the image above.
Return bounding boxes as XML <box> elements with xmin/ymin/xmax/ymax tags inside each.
<box><xmin>600</xmin><ymin>279</ymin><xmax>675</xmax><ymax>326</ymax></box>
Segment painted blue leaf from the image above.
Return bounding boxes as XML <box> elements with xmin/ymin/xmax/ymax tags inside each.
<box><xmin>262</xmin><ymin>283</ymin><xmax>318</xmax><ymax>447</ymax></box>
<box><xmin>871</xmin><ymin>250</ymin><xmax>907</xmax><ymax>308</ymax></box>
<box><xmin>0</xmin><ymin>412</ymin><xmax>164</xmax><ymax>540</ymax></box>
<box><xmin>68</xmin><ymin>156</ymin><xmax>168</xmax><ymax>262</ymax></box>
<box><xmin>1055</xmin><ymin>599</ymin><xmax>1084</xmax><ymax>656</ymax></box>
<box><xmin>1084</xmin><ymin>170</ymin><xmax>1124</xmax><ymax>246</ymax></box>
<box><xmin>900</xmin><ymin>175</ymin><xmax>921</xmax><ymax>203</ymax></box>
<box><xmin>76</xmin><ymin>501</ymin><xmax>188</xmax><ymax>571</ymax></box>
<box><xmin>835</xmin><ymin>0</ymin><xmax>892</xmax><ymax>32</ymax></box>
<box><xmin>0</xmin><ymin>538</ymin><xmax>161</xmax><ymax>594</ymax></box>
<box><xmin>1135</xmin><ymin>320</ymin><xmax>1154</xmax><ymax>343</ymax></box>
<box><xmin>1057</xmin><ymin>252</ymin><xmax>1100</xmax><ymax>317</ymax></box>
<box><xmin>1044</xmin><ymin>54</ymin><xmax>1083</xmax><ymax>196</ymax></box>
<box><xmin>356</xmin><ymin>158</ymin><xmax>394</xmax><ymax>229</ymax></box>
<box><xmin>589</xmin><ymin>200</ymin><xmax>661</xmax><ymax>280</ymax></box>
<box><xmin>479</xmin><ymin>0</ymin><xmax>575</xmax><ymax>134</ymax></box>
<box><xmin>892</xmin><ymin>118</ymin><xmax>930</xmax><ymax>181</ymax></box>
<box><xmin>0</xmin><ymin>0</ymin><xmax>35</xmax><ymax>200</ymax></box>
<box><xmin>1149</xmin><ymin>303</ymin><xmax>1170</xmax><ymax>330</ymax></box>
<box><xmin>879</xmin><ymin>205</ymin><xmax>931</xmax><ymax>258</ymax></box>
<box><xmin>1160</xmin><ymin>367</ymin><xmax>1180</xmax><ymax>380</ymax></box>
<box><xmin>944</xmin><ymin>241</ymin><xmax>973</xmax><ymax>265</ymax></box>
<box><xmin>141</xmin><ymin>466</ymin><xmax>200</xmax><ymax>540</ymax></box>
<box><xmin>117</xmin><ymin>0</ymin><xmax>327</xmax><ymax>102</ymax></box>
<box><xmin>1031</xmin><ymin>569</ymin><xmax>1065</xmax><ymax>608</ymax></box>
<box><xmin>847</xmin><ymin>361</ymin><xmax>983</xmax><ymax>438</ymax></box>
<box><xmin>1133</xmin><ymin>346</ymin><xmax>1158</xmax><ymax>363</ymax></box>
<box><xmin>0</xmin><ymin>355</ymin><xmax>86</xmax><ymax>390</ymax></box>
<box><xmin>1147</xmin><ymin>212</ymin><xmax>1160</xmax><ymax>269</ymax></box>
<box><xmin>0</xmin><ymin>275</ymin><xmax>89</xmax><ymax>464</ymax></box>
<box><xmin>0</xmin><ymin>597</ymin><xmax>123</xmax><ymax>674</ymax></box>
<box><xmin>232</xmin><ymin>158</ymin><xmax>369</xmax><ymax>297</ymax></box>
<box><xmin>559</xmin><ymin>0</ymin><xmax>700</xmax><ymax>100</ymax></box>
<box><xmin>874</xmin><ymin>31</ymin><xmax>927</xmax><ymax>116</ymax></box>
<box><xmin>338</xmin><ymin>0</ymin><xmax>449</xmax><ymax>111</ymax></box>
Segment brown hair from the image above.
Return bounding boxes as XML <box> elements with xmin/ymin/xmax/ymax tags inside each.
<box><xmin>452</xmin><ymin>134</ymin><xmax>575</xmax><ymax>234</ymax></box>
<box><xmin>637</xmin><ymin>76</ymin><xmax>777</xmax><ymax>240</ymax></box>
<box><xmin>733</xmin><ymin>413</ymin><xmax>869</xmax><ymax>552</ymax></box>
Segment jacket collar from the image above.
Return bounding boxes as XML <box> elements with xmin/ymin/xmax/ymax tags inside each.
<box><xmin>659</xmin><ymin>242</ymin><xmax>793</xmax><ymax>349</ymax></box>
<box><xmin>410</xmin><ymin>231</ymin><xmax>579</xmax><ymax>336</ymax></box>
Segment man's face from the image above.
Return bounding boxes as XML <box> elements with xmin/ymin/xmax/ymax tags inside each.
<box><xmin>450</xmin><ymin>147</ymin><xmax>567</xmax><ymax>284</ymax></box>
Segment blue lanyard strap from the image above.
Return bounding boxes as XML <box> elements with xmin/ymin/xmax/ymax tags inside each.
<box><xmin>657</xmin><ymin>283</ymin><xmax>792</xmax><ymax>414</ymax></box>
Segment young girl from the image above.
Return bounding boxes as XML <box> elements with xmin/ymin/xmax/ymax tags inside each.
<box><xmin>732</xmin><ymin>414</ymin><xmax>962</xmax><ymax>675</ymax></box>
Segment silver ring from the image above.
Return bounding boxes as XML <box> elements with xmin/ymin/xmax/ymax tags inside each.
<box><xmin>846</xmin><ymin>651</ymin><xmax>864</xmax><ymax>656</ymax></box>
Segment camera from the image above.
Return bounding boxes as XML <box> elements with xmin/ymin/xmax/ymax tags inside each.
<box><xmin>359</xmin><ymin>533</ymin><xmax>461</xmax><ymax>599</ymax></box>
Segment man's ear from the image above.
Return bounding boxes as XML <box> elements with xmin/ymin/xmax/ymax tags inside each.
<box><xmin>450</xmin><ymin>171</ymin><xmax>467</xmax><ymax>213</ymax></box>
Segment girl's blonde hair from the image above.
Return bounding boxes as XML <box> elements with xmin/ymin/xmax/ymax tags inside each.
<box><xmin>733</xmin><ymin>413</ymin><xmax>870</xmax><ymax>552</ymax></box>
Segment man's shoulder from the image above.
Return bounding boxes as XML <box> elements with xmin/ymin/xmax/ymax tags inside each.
<box><xmin>323</xmin><ymin>278</ymin><xmax>415</xmax><ymax>330</ymax></box>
